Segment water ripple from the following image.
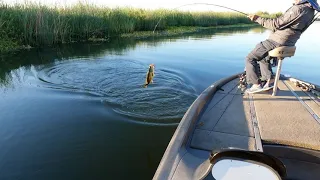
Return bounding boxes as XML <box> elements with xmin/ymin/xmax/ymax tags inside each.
<box><xmin>36</xmin><ymin>58</ymin><xmax>198</xmax><ymax>124</ymax></box>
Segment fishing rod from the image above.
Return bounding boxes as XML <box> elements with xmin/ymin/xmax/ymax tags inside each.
<box><xmin>153</xmin><ymin>3</ymin><xmax>248</xmax><ymax>33</ymax></box>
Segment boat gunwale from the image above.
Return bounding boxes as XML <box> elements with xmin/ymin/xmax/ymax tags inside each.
<box><xmin>153</xmin><ymin>73</ymin><xmax>242</xmax><ymax>180</ymax></box>
<box><xmin>282</xmin><ymin>75</ymin><xmax>320</xmax><ymax>91</ymax></box>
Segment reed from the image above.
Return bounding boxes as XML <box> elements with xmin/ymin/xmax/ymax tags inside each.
<box><xmin>0</xmin><ymin>2</ymin><xmax>279</xmax><ymax>51</ymax></box>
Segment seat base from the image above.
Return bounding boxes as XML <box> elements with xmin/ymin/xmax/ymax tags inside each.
<box><xmin>272</xmin><ymin>59</ymin><xmax>284</xmax><ymax>96</ymax></box>
<box><xmin>269</xmin><ymin>46</ymin><xmax>296</xmax><ymax>58</ymax></box>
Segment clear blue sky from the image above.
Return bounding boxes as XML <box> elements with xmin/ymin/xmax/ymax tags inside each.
<box><xmin>3</xmin><ymin>0</ymin><xmax>295</xmax><ymax>13</ymax></box>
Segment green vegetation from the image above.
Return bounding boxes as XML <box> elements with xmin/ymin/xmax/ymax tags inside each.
<box><xmin>121</xmin><ymin>24</ymin><xmax>258</xmax><ymax>39</ymax></box>
<box><xmin>0</xmin><ymin>2</ymin><xmax>279</xmax><ymax>53</ymax></box>
<box><xmin>256</xmin><ymin>11</ymin><xmax>283</xmax><ymax>18</ymax></box>
<box><xmin>0</xmin><ymin>36</ymin><xmax>19</xmax><ymax>53</ymax></box>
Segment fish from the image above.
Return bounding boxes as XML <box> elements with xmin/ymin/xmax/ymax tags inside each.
<box><xmin>144</xmin><ymin>64</ymin><xmax>155</xmax><ymax>88</ymax></box>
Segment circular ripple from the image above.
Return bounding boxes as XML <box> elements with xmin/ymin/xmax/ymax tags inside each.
<box><xmin>37</xmin><ymin>58</ymin><xmax>198</xmax><ymax>124</ymax></box>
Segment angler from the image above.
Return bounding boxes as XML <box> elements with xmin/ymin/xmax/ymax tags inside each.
<box><xmin>245</xmin><ymin>0</ymin><xmax>320</xmax><ymax>93</ymax></box>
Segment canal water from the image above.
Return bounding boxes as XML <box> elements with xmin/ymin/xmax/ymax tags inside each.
<box><xmin>0</xmin><ymin>23</ymin><xmax>319</xmax><ymax>180</ymax></box>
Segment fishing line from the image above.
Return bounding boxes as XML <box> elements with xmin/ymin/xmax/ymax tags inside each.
<box><xmin>153</xmin><ymin>3</ymin><xmax>248</xmax><ymax>33</ymax></box>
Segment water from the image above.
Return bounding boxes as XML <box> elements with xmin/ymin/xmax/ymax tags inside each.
<box><xmin>0</xmin><ymin>23</ymin><xmax>319</xmax><ymax>180</ymax></box>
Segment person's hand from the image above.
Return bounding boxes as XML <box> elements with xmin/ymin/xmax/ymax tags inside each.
<box><xmin>247</xmin><ymin>14</ymin><xmax>259</xmax><ymax>21</ymax></box>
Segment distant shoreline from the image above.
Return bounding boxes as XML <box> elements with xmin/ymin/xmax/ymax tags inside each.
<box><xmin>0</xmin><ymin>3</ymin><xmax>274</xmax><ymax>54</ymax></box>
<box><xmin>120</xmin><ymin>24</ymin><xmax>258</xmax><ymax>39</ymax></box>
<box><xmin>1</xmin><ymin>24</ymin><xmax>259</xmax><ymax>54</ymax></box>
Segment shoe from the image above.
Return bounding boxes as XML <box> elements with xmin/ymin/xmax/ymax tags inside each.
<box><xmin>245</xmin><ymin>84</ymin><xmax>264</xmax><ymax>94</ymax></box>
<box><xmin>263</xmin><ymin>82</ymin><xmax>274</xmax><ymax>89</ymax></box>
<box><xmin>263</xmin><ymin>78</ymin><xmax>275</xmax><ymax>89</ymax></box>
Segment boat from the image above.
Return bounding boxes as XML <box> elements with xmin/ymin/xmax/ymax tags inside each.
<box><xmin>153</xmin><ymin>72</ymin><xmax>320</xmax><ymax>180</ymax></box>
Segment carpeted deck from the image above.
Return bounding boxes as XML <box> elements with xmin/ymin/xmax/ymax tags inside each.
<box><xmin>190</xmin><ymin>78</ymin><xmax>320</xmax><ymax>152</ymax></box>
<box><xmin>252</xmin><ymin>79</ymin><xmax>320</xmax><ymax>151</ymax></box>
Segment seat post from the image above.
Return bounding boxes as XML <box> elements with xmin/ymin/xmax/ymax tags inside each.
<box><xmin>272</xmin><ymin>57</ymin><xmax>284</xmax><ymax>96</ymax></box>
<box><xmin>268</xmin><ymin>46</ymin><xmax>296</xmax><ymax>96</ymax></box>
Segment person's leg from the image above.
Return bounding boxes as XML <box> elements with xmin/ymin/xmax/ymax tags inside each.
<box><xmin>246</xmin><ymin>42</ymin><xmax>268</xmax><ymax>85</ymax></box>
<box><xmin>245</xmin><ymin>40</ymin><xmax>279</xmax><ymax>93</ymax></box>
<box><xmin>259</xmin><ymin>40</ymin><xmax>279</xmax><ymax>81</ymax></box>
<box><xmin>260</xmin><ymin>56</ymin><xmax>276</xmax><ymax>88</ymax></box>
<box><xmin>259</xmin><ymin>58</ymin><xmax>272</xmax><ymax>82</ymax></box>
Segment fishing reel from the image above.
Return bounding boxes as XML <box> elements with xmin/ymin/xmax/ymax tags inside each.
<box><xmin>238</xmin><ymin>72</ymin><xmax>247</xmax><ymax>89</ymax></box>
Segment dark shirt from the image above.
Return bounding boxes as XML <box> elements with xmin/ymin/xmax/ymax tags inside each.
<box><xmin>255</xmin><ymin>3</ymin><xmax>315</xmax><ymax>46</ymax></box>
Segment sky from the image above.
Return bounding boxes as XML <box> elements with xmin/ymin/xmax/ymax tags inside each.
<box><xmin>2</xmin><ymin>0</ymin><xmax>295</xmax><ymax>13</ymax></box>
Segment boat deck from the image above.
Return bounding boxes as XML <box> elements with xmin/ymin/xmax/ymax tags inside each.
<box><xmin>192</xmin><ymin>79</ymin><xmax>255</xmax><ymax>152</ymax></box>
<box><xmin>252</xmin><ymin>79</ymin><xmax>320</xmax><ymax>150</ymax></box>
<box><xmin>169</xmin><ymin>77</ymin><xmax>320</xmax><ymax>180</ymax></box>
<box><xmin>192</xmin><ymin>78</ymin><xmax>320</xmax><ymax>152</ymax></box>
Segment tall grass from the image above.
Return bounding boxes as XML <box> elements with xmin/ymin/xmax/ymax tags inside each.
<box><xmin>0</xmin><ymin>2</ymin><xmax>277</xmax><ymax>50</ymax></box>
<box><xmin>256</xmin><ymin>11</ymin><xmax>282</xmax><ymax>18</ymax></box>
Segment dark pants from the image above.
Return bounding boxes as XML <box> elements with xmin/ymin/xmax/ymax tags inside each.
<box><xmin>246</xmin><ymin>39</ymin><xmax>280</xmax><ymax>85</ymax></box>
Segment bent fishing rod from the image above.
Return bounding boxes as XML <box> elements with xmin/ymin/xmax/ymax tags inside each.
<box><xmin>153</xmin><ymin>3</ymin><xmax>248</xmax><ymax>33</ymax></box>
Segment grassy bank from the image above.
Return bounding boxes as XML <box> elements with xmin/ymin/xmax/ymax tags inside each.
<box><xmin>0</xmin><ymin>2</ymin><xmax>280</xmax><ymax>53</ymax></box>
<box><xmin>121</xmin><ymin>24</ymin><xmax>259</xmax><ymax>39</ymax></box>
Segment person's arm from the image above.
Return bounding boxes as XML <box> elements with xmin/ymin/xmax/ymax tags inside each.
<box><xmin>248</xmin><ymin>6</ymin><xmax>303</xmax><ymax>31</ymax></box>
